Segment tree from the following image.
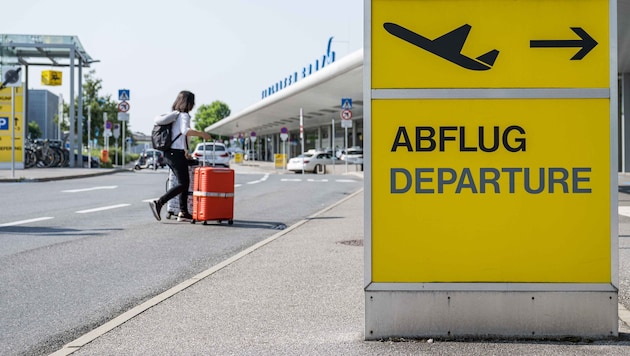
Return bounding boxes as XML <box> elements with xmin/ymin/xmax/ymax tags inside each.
<box><xmin>28</xmin><ymin>120</ymin><xmax>42</xmax><ymax>139</ymax></box>
<box><xmin>65</xmin><ymin>70</ymin><xmax>130</xmax><ymax>149</ymax></box>
<box><xmin>194</xmin><ymin>101</ymin><xmax>230</xmax><ymax>133</ymax></box>
<box><xmin>192</xmin><ymin>101</ymin><xmax>230</xmax><ymax>146</ymax></box>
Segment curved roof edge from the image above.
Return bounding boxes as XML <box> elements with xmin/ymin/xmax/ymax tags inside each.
<box><xmin>207</xmin><ymin>48</ymin><xmax>363</xmax><ymax>135</ymax></box>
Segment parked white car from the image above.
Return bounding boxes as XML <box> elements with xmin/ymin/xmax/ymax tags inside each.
<box><xmin>287</xmin><ymin>151</ymin><xmax>337</xmax><ymax>173</ymax></box>
<box><xmin>192</xmin><ymin>142</ymin><xmax>230</xmax><ymax>167</ymax></box>
<box><xmin>340</xmin><ymin>146</ymin><xmax>363</xmax><ymax>165</ymax></box>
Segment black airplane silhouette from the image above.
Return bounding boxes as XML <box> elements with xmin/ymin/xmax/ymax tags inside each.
<box><xmin>383</xmin><ymin>22</ymin><xmax>499</xmax><ymax>71</ymax></box>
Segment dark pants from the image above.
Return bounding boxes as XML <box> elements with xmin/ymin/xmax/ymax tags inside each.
<box><xmin>159</xmin><ymin>149</ymin><xmax>190</xmax><ymax>214</ymax></box>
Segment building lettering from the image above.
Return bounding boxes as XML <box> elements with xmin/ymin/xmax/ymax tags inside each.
<box><xmin>261</xmin><ymin>37</ymin><xmax>336</xmax><ymax>99</ymax></box>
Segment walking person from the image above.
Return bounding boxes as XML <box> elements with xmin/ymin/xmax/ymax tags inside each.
<box><xmin>149</xmin><ymin>90</ymin><xmax>211</xmax><ymax>221</ymax></box>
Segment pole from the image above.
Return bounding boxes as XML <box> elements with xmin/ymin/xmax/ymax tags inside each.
<box><xmin>332</xmin><ymin>118</ymin><xmax>336</xmax><ymax>174</ymax></box>
<box><xmin>122</xmin><ymin>121</ymin><xmax>128</xmax><ymax>168</ymax></box>
<box><xmin>300</xmin><ymin>108</ymin><xmax>304</xmax><ymax>175</ymax></box>
<box><xmin>103</xmin><ymin>112</ymin><xmax>108</xmax><ymax>152</ymax></box>
<box><xmin>11</xmin><ymin>87</ymin><xmax>15</xmax><ymax>178</ymax></box>
<box><xmin>345</xmin><ymin>126</ymin><xmax>348</xmax><ymax>173</ymax></box>
<box><xmin>88</xmin><ymin>106</ymin><xmax>91</xmax><ymax>169</ymax></box>
<box><xmin>58</xmin><ymin>93</ymin><xmax>63</xmax><ymax>140</ymax></box>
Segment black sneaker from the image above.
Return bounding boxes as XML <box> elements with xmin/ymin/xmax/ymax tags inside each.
<box><xmin>177</xmin><ymin>212</ymin><xmax>193</xmax><ymax>222</ymax></box>
<box><xmin>149</xmin><ymin>200</ymin><xmax>162</xmax><ymax>221</ymax></box>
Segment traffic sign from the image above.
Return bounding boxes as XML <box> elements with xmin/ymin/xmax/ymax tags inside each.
<box><xmin>41</xmin><ymin>70</ymin><xmax>62</xmax><ymax>86</ymax></box>
<box><xmin>372</xmin><ymin>0</ymin><xmax>608</xmax><ymax>89</ymax></box>
<box><xmin>117</xmin><ymin>101</ymin><xmax>130</xmax><ymax>112</ymax></box>
<box><xmin>113</xmin><ymin>124</ymin><xmax>120</xmax><ymax>139</ymax></box>
<box><xmin>2</xmin><ymin>67</ymin><xmax>22</xmax><ymax>88</ymax></box>
<box><xmin>341</xmin><ymin>98</ymin><xmax>353</xmax><ymax>109</ymax></box>
<box><xmin>280</xmin><ymin>127</ymin><xmax>288</xmax><ymax>141</ymax></box>
<box><xmin>340</xmin><ymin>109</ymin><xmax>352</xmax><ymax>120</ymax></box>
<box><xmin>0</xmin><ymin>117</ymin><xmax>7</xmax><ymax>130</ymax></box>
<box><xmin>117</xmin><ymin>112</ymin><xmax>129</xmax><ymax>121</ymax></box>
<box><xmin>118</xmin><ymin>89</ymin><xmax>130</xmax><ymax>101</ymax></box>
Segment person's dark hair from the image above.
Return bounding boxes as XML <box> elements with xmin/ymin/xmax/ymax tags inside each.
<box><xmin>172</xmin><ymin>90</ymin><xmax>195</xmax><ymax>113</ymax></box>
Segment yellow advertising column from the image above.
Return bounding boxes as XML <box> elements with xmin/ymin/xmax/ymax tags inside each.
<box><xmin>365</xmin><ymin>0</ymin><xmax>618</xmax><ymax>338</ymax></box>
<box><xmin>0</xmin><ymin>85</ymin><xmax>25</xmax><ymax>169</ymax></box>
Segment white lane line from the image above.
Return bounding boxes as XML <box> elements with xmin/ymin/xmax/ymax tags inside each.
<box><xmin>76</xmin><ymin>204</ymin><xmax>130</xmax><ymax>214</ymax></box>
<box><xmin>307</xmin><ymin>179</ymin><xmax>328</xmax><ymax>182</ymax></box>
<box><xmin>281</xmin><ymin>178</ymin><xmax>302</xmax><ymax>182</ymax></box>
<box><xmin>0</xmin><ymin>217</ymin><xmax>54</xmax><ymax>227</ymax></box>
<box><xmin>246</xmin><ymin>173</ymin><xmax>269</xmax><ymax>185</ymax></box>
<box><xmin>336</xmin><ymin>179</ymin><xmax>358</xmax><ymax>183</ymax></box>
<box><xmin>619</xmin><ymin>206</ymin><xmax>630</xmax><ymax>218</ymax></box>
<box><xmin>234</xmin><ymin>184</ymin><xmax>243</xmax><ymax>188</ymax></box>
<box><xmin>62</xmin><ymin>186</ymin><xmax>118</xmax><ymax>193</ymax></box>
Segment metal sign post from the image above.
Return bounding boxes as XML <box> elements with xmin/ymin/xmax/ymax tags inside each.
<box><xmin>300</xmin><ymin>108</ymin><xmax>304</xmax><ymax>174</ymax></box>
<box><xmin>87</xmin><ymin>106</ymin><xmax>91</xmax><ymax>169</ymax></box>
<box><xmin>11</xmin><ymin>87</ymin><xmax>15</xmax><ymax>177</ymax></box>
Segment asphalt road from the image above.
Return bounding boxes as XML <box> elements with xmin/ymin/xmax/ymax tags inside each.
<box><xmin>0</xmin><ymin>169</ymin><xmax>363</xmax><ymax>356</ymax></box>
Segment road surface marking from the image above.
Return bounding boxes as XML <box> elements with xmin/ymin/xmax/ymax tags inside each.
<box><xmin>76</xmin><ymin>204</ymin><xmax>131</xmax><ymax>214</ymax></box>
<box><xmin>62</xmin><ymin>186</ymin><xmax>118</xmax><ymax>193</ymax></box>
<box><xmin>0</xmin><ymin>217</ymin><xmax>54</xmax><ymax>227</ymax></box>
<box><xmin>246</xmin><ymin>173</ymin><xmax>269</xmax><ymax>185</ymax></box>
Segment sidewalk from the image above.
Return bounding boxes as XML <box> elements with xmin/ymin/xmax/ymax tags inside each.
<box><xmin>0</xmin><ymin>159</ymin><xmax>364</xmax><ymax>182</ymax></box>
<box><xmin>0</xmin><ymin>159</ymin><xmax>288</xmax><ymax>182</ymax></box>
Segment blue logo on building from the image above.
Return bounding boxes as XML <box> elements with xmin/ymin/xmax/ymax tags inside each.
<box><xmin>261</xmin><ymin>37</ymin><xmax>336</xmax><ymax>100</ymax></box>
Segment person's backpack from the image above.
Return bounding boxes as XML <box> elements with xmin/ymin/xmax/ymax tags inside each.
<box><xmin>151</xmin><ymin>111</ymin><xmax>181</xmax><ymax>151</ymax></box>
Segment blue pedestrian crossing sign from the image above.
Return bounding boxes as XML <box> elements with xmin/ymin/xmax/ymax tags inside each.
<box><xmin>118</xmin><ymin>89</ymin><xmax>130</xmax><ymax>101</ymax></box>
<box><xmin>341</xmin><ymin>98</ymin><xmax>352</xmax><ymax>110</ymax></box>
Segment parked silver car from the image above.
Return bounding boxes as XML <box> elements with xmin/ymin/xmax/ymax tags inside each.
<box><xmin>340</xmin><ymin>146</ymin><xmax>363</xmax><ymax>164</ymax></box>
<box><xmin>191</xmin><ymin>142</ymin><xmax>230</xmax><ymax>167</ymax></box>
<box><xmin>287</xmin><ymin>151</ymin><xmax>337</xmax><ymax>173</ymax></box>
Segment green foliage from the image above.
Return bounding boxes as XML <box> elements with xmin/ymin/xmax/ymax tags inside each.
<box><xmin>65</xmin><ymin>69</ymin><xmax>132</xmax><ymax>150</ymax></box>
<box><xmin>194</xmin><ymin>101</ymin><xmax>230</xmax><ymax>132</ymax></box>
<box><xmin>191</xmin><ymin>101</ymin><xmax>230</xmax><ymax>147</ymax></box>
<box><xmin>27</xmin><ymin>121</ymin><xmax>42</xmax><ymax>139</ymax></box>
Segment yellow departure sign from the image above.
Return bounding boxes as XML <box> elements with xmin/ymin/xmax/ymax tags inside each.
<box><xmin>366</xmin><ymin>0</ymin><xmax>617</xmax><ymax>339</ymax></box>
<box><xmin>372</xmin><ymin>0</ymin><xmax>609</xmax><ymax>89</ymax></box>
<box><xmin>371</xmin><ymin>98</ymin><xmax>611</xmax><ymax>283</ymax></box>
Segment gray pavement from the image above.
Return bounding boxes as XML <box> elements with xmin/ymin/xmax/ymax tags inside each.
<box><xmin>5</xmin><ymin>164</ymin><xmax>630</xmax><ymax>355</ymax></box>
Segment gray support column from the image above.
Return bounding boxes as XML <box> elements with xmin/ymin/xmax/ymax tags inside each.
<box><xmin>623</xmin><ymin>73</ymin><xmax>630</xmax><ymax>172</ymax></box>
<box><xmin>77</xmin><ymin>59</ymin><xmax>83</xmax><ymax>167</ymax></box>
<box><xmin>317</xmin><ymin>126</ymin><xmax>322</xmax><ymax>150</ymax></box>
<box><xmin>327</xmin><ymin>124</ymin><xmax>332</xmax><ymax>151</ymax></box>
<box><xmin>69</xmin><ymin>48</ymin><xmax>75</xmax><ymax>167</ymax></box>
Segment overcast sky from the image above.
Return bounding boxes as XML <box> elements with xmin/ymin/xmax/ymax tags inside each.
<box><xmin>5</xmin><ymin>0</ymin><xmax>364</xmax><ymax>135</ymax></box>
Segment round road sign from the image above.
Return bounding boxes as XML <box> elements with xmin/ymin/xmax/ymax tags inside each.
<box><xmin>341</xmin><ymin>109</ymin><xmax>352</xmax><ymax>120</ymax></box>
<box><xmin>117</xmin><ymin>101</ymin><xmax>130</xmax><ymax>113</ymax></box>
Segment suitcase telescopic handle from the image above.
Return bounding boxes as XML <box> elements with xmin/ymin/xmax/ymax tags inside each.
<box><xmin>202</xmin><ymin>139</ymin><xmax>205</xmax><ymax>167</ymax></box>
<box><xmin>201</xmin><ymin>138</ymin><xmax>217</xmax><ymax>167</ymax></box>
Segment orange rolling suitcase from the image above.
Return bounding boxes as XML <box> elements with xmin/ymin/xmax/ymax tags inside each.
<box><xmin>192</xmin><ymin>166</ymin><xmax>234</xmax><ymax>225</ymax></box>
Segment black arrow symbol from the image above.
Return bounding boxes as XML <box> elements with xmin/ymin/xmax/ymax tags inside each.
<box><xmin>530</xmin><ymin>27</ymin><xmax>597</xmax><ymax>60</ymax></box>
